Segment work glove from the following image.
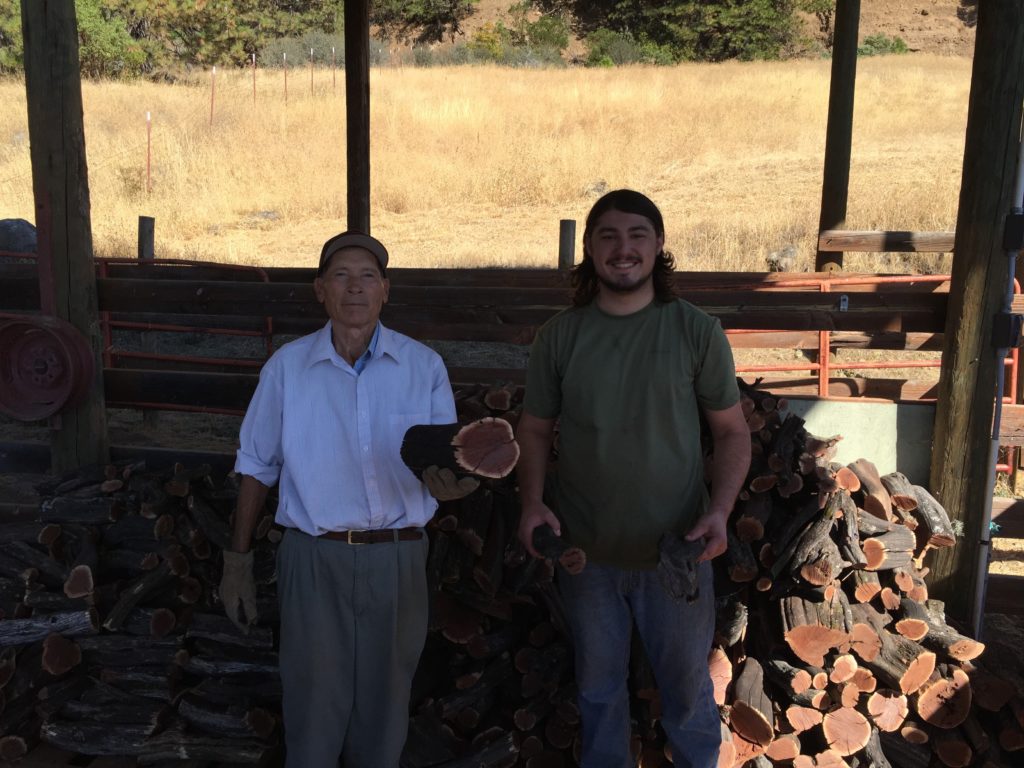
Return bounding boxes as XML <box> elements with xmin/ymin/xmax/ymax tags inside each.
<box><xmin>657</xmin><ymin>533</ymin><xmax>704</xmax><ymax>602</ymax></box>
<box><xmin>423</xmin><ymin>465</ymin><xmax>479</xmax><ymax>501</ymax></box>
<box><xmin>220</xmin><ymin>549</ymin><xmax>257</xmax><ymax>634</ymax></box>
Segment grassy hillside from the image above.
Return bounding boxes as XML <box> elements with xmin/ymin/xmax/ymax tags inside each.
<box><xmin>0</xmin><ymin>55</ymin><xmax>969</xmax><ymax>271</ymax></box>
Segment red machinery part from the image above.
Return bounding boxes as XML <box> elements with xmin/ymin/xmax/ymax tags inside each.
<box><xmin>0</xmin><ymin>317</ymin><xmax>95</xmax><ymax>421</ymax></box>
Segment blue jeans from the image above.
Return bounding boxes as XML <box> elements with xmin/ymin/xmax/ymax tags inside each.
<box><xmin>558</xmin><ymin>561</ymin><xmax>720</xmax><ymax>768</ymax></box>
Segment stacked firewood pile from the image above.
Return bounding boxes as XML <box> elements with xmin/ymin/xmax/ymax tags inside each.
<box><xmin>0</xmin><ymin>379</ymin><xmax>1021</xmax><ymax>767</ymax></box>
<box><xmin>708</xmin><ymin>382</ymin><xmax>1023</xmax><ymax>768</ymax></box>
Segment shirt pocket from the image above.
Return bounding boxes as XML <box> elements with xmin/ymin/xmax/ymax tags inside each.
<box><xmin>387</xmin><ymin>412</ymin><xmax>433</xmax><ymax>465</ymax></box>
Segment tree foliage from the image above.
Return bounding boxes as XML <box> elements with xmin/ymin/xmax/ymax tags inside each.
<box><xmin>372</xmin><ymin>0</ymin><xmax>478</xmax><ymax>43</ymax></box>
<box><xmin>0</xmin><ymin>0</ymin><xmax>827</xmax><ymax>77</ymax></box>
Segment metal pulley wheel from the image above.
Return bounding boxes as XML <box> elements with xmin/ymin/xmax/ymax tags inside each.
<box><xmin>0</xmin><ymin>316</ymin><xmax>95</xmax><ymax>421</ymax></box>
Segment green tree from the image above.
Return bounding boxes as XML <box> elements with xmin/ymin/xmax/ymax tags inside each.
<box><xmin>0</xmin><ymin>0</ymin><xmax>23</xmax><ymax>73</ymax></box>
<box><xmin>372</xmin><ymin>0</ymin><xmax>478</xmax><ymax>43</ymax></box>
<box><xmin>77</xmin><ymin>0</ymin><xmax>146</xmax><ymax>77</ymax></box>
<box><xmin>545</xmin><ymin>0</ymin><xmax>799</xmax><ymax>61</ymax></box>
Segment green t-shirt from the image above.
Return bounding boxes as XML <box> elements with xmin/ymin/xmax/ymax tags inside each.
<box><xmin>523</xmin><ymin>298</ymin><xmax>740</xmax><ymax>568</ymax></box>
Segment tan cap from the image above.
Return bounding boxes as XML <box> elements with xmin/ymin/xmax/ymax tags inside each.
<box><xmin>318</xmin><ymin>231</ymin><xmax>389</xmax><ymax>275</ymax></box>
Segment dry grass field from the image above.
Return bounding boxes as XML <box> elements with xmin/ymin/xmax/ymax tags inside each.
<box><xmin>0</xmin><ymin>55</ymin><xmax>969</xmax><ymax>271</ymax></box>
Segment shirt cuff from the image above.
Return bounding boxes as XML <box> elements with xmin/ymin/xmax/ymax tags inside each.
<box><xmin>234</xmin><ymin>450</ymin><xmax>281</xmax><ymax>487</ymax></box>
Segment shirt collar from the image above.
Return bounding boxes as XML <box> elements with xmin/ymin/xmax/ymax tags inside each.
<box><xmin>305</xmin><ymin>321</ymin><xmax>398</xmax><ymax>370</ymax></box>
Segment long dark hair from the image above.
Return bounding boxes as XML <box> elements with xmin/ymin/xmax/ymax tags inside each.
<box><xmin>570</xmin><ymin>188</ymin><xmax>677</xmax><ymax>307</ymax></box>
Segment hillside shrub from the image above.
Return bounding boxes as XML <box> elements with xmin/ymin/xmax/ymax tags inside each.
<box><xmin>585</xmin><ymin>28</ymin><xmax>675</xmax><ymax>66</ymax></box>
<box><xmin>857</xmin><ymin>33</ymin><xmax>908</xmax><ymax>56</ymax></box>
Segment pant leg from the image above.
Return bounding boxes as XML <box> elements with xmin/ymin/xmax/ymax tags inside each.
<box><xmin>343</xmin><ymin>535</ymin><xmax>429</xmax><ymax>768</ymax></box>
<box><xmin>631</xmin><ymin>561</ymin><xmax>720</xmax><ymax>768</ymax></box>
<box><xmin>277</xmin><ymin>529</ymin><xmax>353</xmax><ymax>768</ymax></box>
<box><xmin>558</xmin><ymin>563</ymin><xmax>635</xmax><ymax>768</ymax></box>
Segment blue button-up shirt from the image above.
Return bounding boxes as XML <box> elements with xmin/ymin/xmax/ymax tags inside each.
<box><xmin>235</xmin><ymin>321</ymin><xmax>457</xmax><ymax>535</ymax></box>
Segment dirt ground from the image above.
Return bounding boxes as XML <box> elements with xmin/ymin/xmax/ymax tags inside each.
<box><xmin>458</xmin><ymin>0</ymin><xmax>977</xmax><ymax>58</ymax></box>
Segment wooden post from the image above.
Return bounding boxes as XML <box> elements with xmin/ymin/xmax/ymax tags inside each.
<box><xmin>138</xmin><ymin>216</ymin><xmax>159</xmax><ymax>431</ymax></box>
<box><xmin>814</xmin><ymin>0</ymin><xmax>860</xmax><ymax>273</ymax></box>
<box><xmin>20</xmin><ymin>0</ymin><xmax>108</xmax><ymax>473</ymax></box>
<box><xmin>345</xmin><ymin>0</ymin><xmax>371</xmax><ymax>233</ymax></box>
<box><xmin>927</xmin><ymin>0</ymin><xmax>1024</xmax><ymax>624</ymax></box>
<box><xmin>558</xmin><ymin>220</ymin><xmax>576</xmax><ymax>270</ymax></box>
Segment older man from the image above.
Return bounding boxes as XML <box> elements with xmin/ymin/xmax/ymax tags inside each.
<box><xmin>517</xmin><ymin>190</ymin><xmax>751</xmax><ymax>767</ymax></box>
<box><xmin>219</xmin><ymin>231</ymin><xmax>476</xmax><ymax>768</ymax></box>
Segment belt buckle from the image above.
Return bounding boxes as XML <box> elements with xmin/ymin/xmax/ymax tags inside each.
<box><xmin>347</xmin><ymin>530</ymin><xmax>366</xmax><ymax>545</ymax></box>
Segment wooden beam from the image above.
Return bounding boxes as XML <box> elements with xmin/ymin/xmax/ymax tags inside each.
<box><xmin>927</xmin><ymin>0</ymin><xmax>1024</xmax><ymax>625</ymax></box>
<box><xmin>20</xmin><ymin>0</ymin><xmax>108</xmax><ymax>472</ymax></box>
<box><xmin>345</xmin><ymin>0</ymin><xmax>371</xmax><ymax>232</ymax></box>
<box><xmin>814</xmin><ymin>0</ymin><xmax>860</xmax><ymax>272</ymax></box>
<box><xmin>818</xmin><ymin>231</ymin><xmax>955</xmax><ymax>253</ymax></box>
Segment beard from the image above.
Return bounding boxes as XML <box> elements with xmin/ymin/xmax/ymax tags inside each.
<box><xmin>596</xmin><ymin>266</ymin><xmax>654</xmax><ymax>294</ymax></box>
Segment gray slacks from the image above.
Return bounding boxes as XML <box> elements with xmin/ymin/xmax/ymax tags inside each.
<box><xmin>277</xmin><ymin>528</ymin><xmax>429</xmax><ymax>768</ymax></box>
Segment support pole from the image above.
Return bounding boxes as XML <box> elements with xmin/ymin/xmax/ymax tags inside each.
<box><xmin>814</xmin><ymin>0</ymin><xmax>859</xmax><ymax>273</ymax></box>
<box><xmin>558</xmin><ymin>219</ymin><xmax>576</xmax><ymax>270</ymax></box>
<box><xmin>927</xmin><ymin>0</ymin><xmax>1024</xmax><ymax>625</ymax></box>
<box><xmin>20</xmin><ymin>0</ymin><xmax>108</xmax><ymax>472</ymax></box>
<box><xmin>345</xmin><ymin>0</ymin><xmax>371</xmax><ymax>233</ymax></box>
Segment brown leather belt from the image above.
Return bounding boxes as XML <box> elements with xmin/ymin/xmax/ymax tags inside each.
<box><xmin>318</xmin><ymin>528</ymin><xmax>423</xmax><ymax>545</ymax></box>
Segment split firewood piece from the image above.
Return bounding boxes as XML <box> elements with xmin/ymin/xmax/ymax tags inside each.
<box><xmin>62</xmin><ymin>564</ymin><xmax>94</xmax><ymax>600</ymax></box>
<box><xmin>402</xmin><ymin>418</ymin><xmax>520</xmax><ymax>479</ymax></box>
<box><xmin>847</xmin><ymin>459</ymin><xmax>893</xmax><ymax>522</ymax></box>
<box><xmin>967</xmin><ymin>666</ymin><xmax>1015</xmax><ymax>711</ymax></box>
<box><xmin>850</xmin><ymin>667</ymin><xmax>877</xmax><ymax>693</ymax></box>
<box><xmin>822</xmin><ymin>705</ymin><xmax>871</xmax><ymax>756</ymax></box>
<box><xmin>786</xmin><ymin>704</ymin><xmax>825</xmax><ymax>734</ymax></box>
<box><xmin>41</xmin><ymin>632</ymin><xmax>81</xmax><ymax>676</ymax></box>
<box><xmin>850</xmin><ymin>603</ymin><xmax>935</xmax><ymax>694</ymax></box>
<box><xmin>164</xmin><ymin>462</ymin><xmax>213</xmax><ymax>498</ymax></box>
<box><xmin>879</xmin><ymin>471</ymin><xmax>918</xmax><ymax>514</ymax></box>
<box><xmin>772</xmin><ymin>491</ymin><xmax>841</xmax><ymax>582</ymax></box>
<box><xmin>837</xmin><ymin>681</ymin><xmax>861</xmax><ymax>708</ymax></box>
<box><xmin>849</xmin><ymin>569</ymin><xmax>882</xmax><ymax>604</ymax></box>
<box><xmin>708</xmin><ymin>646</ymin><xmax>732</xmax><ymax>706</ymax></box>
<box><xmin>482</xmin><ymin>382</ymin><xmax>518</xmax><ymax>412</ymax></box>
<box><xmin>531</xmin><ymin>525</ymin><xmax>586</xmax><ymax>575</ymax></box>
<box><xmin>805</xmin><ymin>433</ymin><xmax>843</xmax><ymax>459</ymax></box>
<box><xmin>914</xmin><ymin>667</ymin><xmax>971</xmax><ymax>729</ymax></box>
<box><xmin>997</xmin><ymin>704</ymin><xmax>1024</xmax><ymax>752</ymax></box>
<box><xmin>867</xmin><ymin>689</ymin><xmax>909</xmax><ymax>732</ymax></box>
<box><xmin>730</xmin><ymin>657</ymin><xmax>774</xmax><ymax>748</ymax></box>
<box><xmin>715</xmin><ymin>596</ymin><xmax>748</xmax><ymax>649</ymax></box>
<box><xmin>765</xmin><ymin>658</ymin><xmax>813</xmax><ymax>695</ymax></box>
<box><xmin>792</xmin><ymin>687</ymin><xmax>831</xmax><ymax>710</ymax></box>
<box><xmin>729</xmin><ymin>728</ymin><xmax>768</xmax><ymax>766</ymax></box>
<box><xmin>716</xmin><ymin>721</ymin><xmax>736</xmax><ymax>768</ymax></box>
<box><xmin>862</xmin><ymin>525</ymin><xmax>916</xmax><ymax>571</ymax></box>
<box><xmin>764</xmin><ymin>732</ymin><xmax>801</xmax><ymax>763</ymax></box>
<box><xmin>725</xmin><ymin>529</ymin><xmax>758</xmax><ymax>583</ymax></box>
<box><xmin>734</xmin><ymin>492</ymin><xmax>772</xmax><ymax>543</ymax></box>
<box><xmin>834</xmin><ymin>492</ymin><xmax>867</xmax><ymax>570</ymax></box>
<box><xmin>781</xmin><ymin>594</ymin><xmax>852</xmax><ymax>667</ymax></box>
<box><xmin>933</xmin><ymin>729</ymin><xmax>973</xmax><ymax>767</ymax></box>
<box><xmin>656</xmin><ymin>533</ymin><xmax>704</xmax><ymax>600</ymax></box>
<box><xmin>892</xmin><ymin>597</ymin><xmax>930</xmax><ymax>641</ymax></box>
<box><xmin>908</xmin><ymin>484</ymin><xmax>956</xmax><ymax>549</ymax></box>
<box><xmin>829</xmin><ymin>653</ymin><xmax>858</xmax><ymax>683</ymax></box>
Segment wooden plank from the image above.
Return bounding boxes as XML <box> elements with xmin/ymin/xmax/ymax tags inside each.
<box><xmin>997</xmin><ymin>404</ymin><xmax>1024</xmax><ymax>447</ymax></box>
<box><xmin>818</xmin><ymin>231</ymin><xmax>956</xmax><ymax>253</ymax></box>
<box><xmin>991</xmin><ymin>497</ymin><xmax>1024</xmax><ymax>539</ymax></box>
<box><xmin>743</xmin><ymin>376</ymin><xmax>939</xmax><ymax>401</ymax></box>
<box><xmin>0</xmin><ymin>440</ymin><xmax>236</xmax><ymax>476</ymax></box>
<box><xmin>92</xmin><ymin>279</ymin><xmax>948</xmax><ymax>331</ymax></box>
<box><xmin>927</xmin><ymin>0</ymin><xmax>1024</xmax><ymax>626</ymax></box>
<box><xmin>103</xmin><ymin>368</ymin><xmax>257</xmax><ymax>412</ymax></box>
<box><xmin>21</xmin><ymin>0</ymin><xmax>109</xmax><ymax>472</ymax></box>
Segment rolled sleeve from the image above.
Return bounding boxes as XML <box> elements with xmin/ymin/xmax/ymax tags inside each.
<box><xmin>235</xmin><ymin>360</ymin><xmax>285</xmax><ymax>487</ymax></box>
